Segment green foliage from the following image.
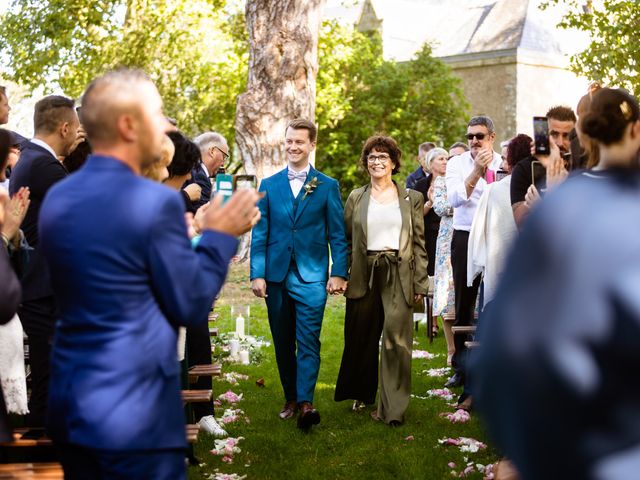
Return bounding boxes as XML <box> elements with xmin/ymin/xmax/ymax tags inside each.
<box><xmin>540</xmin><ymin>0</ymin><xmax>640</xmax><ymax>96</ymax></box>
<box><xmin>1</xmin><ymin>5</ymin><xmax>467</xmax><ymax>187</ymax></box>
<box><xmin>0</xmin><ymin>0</ymin><xmax>246</xmax><ymax>144</ymax></box>
<box><xmin>316</xmin><ymin>20</ymin><xmax>469</xmax><ymax>197</ymax></box>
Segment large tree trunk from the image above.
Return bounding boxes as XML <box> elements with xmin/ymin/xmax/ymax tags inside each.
<box><xmin>235</xmin><ymin>0</ymin><xmax>325</xmax><ymax>180</ymax></box>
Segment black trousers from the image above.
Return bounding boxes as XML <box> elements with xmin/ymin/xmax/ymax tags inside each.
<box><xmin>450</xmin><ymin>230</ymin><xmax>481</xmax><ymax>378</ymax></box>
<box><xmin>186</xmin><ymin>319</ymin><xmax>214</xmax><ymax>420</ymax></box>
<box><xmin>19</xmin><ymin>296</ymin><xmax>57</xmax><ymax>427</ymax></box>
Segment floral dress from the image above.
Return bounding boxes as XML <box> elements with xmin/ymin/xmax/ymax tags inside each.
<box><xmin>432</xmin><ymin>175</ymin><xmax>455</xmax><ymax>316</ymax></box>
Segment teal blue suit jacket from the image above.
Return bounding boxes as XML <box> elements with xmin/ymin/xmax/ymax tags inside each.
<box><xmin>250</xmin><ymin>166</ymin><xmax>348</xmax><ymax>283</ymax></box>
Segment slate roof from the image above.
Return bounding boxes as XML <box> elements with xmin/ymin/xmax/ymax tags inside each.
<box><xmin>324</xmin><ymin>0</ymin><xmax>588</xmax><ymax>62</ymax></box>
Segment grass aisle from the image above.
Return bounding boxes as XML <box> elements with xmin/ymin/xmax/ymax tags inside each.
<box><xmin>189</xmin><ymin>264</ymin><xmax>498</xmax><ymax>480</ymax></box>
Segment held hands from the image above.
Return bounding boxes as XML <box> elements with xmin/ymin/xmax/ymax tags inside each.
<box><xmin>1</xmin><ymin>187</ymin><xmax>30</xmax><ymax>243</ymax></box>
<box><xmin>327</xmin><ymin>276</ymin><xmax>348</xmax><ymax>295</ymax></box>
<box><xmin>252</xmin><ymin>278</ymin><xmax>267</xmax><ymax>298</ymax></box>
<box><xmin>201</xmin><ymin>189</ymin><xmax>262</xmax><ymax>237</ymax></box>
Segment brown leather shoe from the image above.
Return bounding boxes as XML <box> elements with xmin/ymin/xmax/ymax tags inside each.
<box><xmin>297</xmin><ymin>402</ymin><xmax>320</xmax><ymax>430</ymax></box>
<box><xmin>279</xmin><ymin>401</ymin><xmax>298</xmax><ymax>420</ymax></box>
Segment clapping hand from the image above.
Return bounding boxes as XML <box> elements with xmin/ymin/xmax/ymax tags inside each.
<box><xmin>1</xmin><ymin>187</ymin><xmax>30</xmax><ymax>245</ymax></box>
<box><xmin>473</xmin><ymin>149</ymin><xmax>493</xmax><ymax>175</ymax></box>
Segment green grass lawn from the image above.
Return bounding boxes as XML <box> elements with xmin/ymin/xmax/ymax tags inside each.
<box><xmin>188</xmin><ymin>264</ymin><xmax>498</xmax><ymax>480</ymax></box>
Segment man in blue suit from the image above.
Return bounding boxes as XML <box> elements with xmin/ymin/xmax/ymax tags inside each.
<box><xmin>250</xmin><ymin>118</ymin><xmax>348</xmax><ymax>430</ymax></box>
<box><xmin>39</xmin><ymin>70</ymin><xmax>261</xmax><ymax>479</ymax></box>
<box><xmin>9</xmin><ymin>95</ymin><xmax>79</xmax><ymax>427</ymax></box>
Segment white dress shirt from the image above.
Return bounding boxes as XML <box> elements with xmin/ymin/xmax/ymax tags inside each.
<box><xmin>445</xmin><ymin>150</ymin><xmax>502</xmax><ymax>231</ymax></box>
<box><xmin>289</xmin><ymin>164</ymin><xmax>311</xmax><ymax>198</ymax></box>
<box><xmin>30</xmin><ymin>138</ymin><xmax>58</xmax><ymax>160</ymax></box>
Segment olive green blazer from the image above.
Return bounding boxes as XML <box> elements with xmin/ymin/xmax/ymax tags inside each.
<box><xmin>343</xmin><ymin>182</ymin><xmax>429</xmax><ymax>305</ymax></box>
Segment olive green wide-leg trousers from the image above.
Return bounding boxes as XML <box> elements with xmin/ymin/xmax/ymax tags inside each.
<box><xmin>335</xmin><ymin>252</ymin><xmax>413</xmax><ymax>424</ymax></box>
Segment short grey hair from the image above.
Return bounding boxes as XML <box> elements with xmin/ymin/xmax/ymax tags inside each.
<box><xmin>468</xmin><ymin>115</ymin><xmax>495</xmax><ymax>134</ymax></box>
<box><xmin>193</xmin><ymin>131</ymin><xmax>227</xmax><ymax>152</ymax></box>
<box><xmin>500</xmin><ymin>140</ymin><xmax>510</xmax><ymax>149</ymax></box>
<box><xmin>425</xmin><ymin>147</ymin><xmax>448</xmax><ymax>171</ymax></box>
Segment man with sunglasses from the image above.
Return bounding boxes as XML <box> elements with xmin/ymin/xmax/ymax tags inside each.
<box><xmin>444</xmin><ymin>116</ymin><xmax>501</xmax><ymax>402</ymax></box>
<box><xmin>189</xmin><ymin>131</ymin><xmax>229</xmax><ymax>210</ymax></box>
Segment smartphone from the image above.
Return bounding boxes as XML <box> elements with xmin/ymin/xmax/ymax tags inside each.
<box><xmin>496</xmin><ymin>169</ymin><xmax>508</xmax><ymax>182</ymax></box>
<box><xmin>533</xmin><ymin>116</ymin><xmax>550</xmax><ymax>155</ymax></box>
<box><xmin>216</xmin><ymin>172</ymin><xmax>234</xmax><ymax>204</ymax></box>
<box><xmin>234</xmin><ymin>174</ymin><xmax>257</xmax><ymax>191</ymax></box>
<box><xmin>531</xmin><ymin>160</ymin><xmax>545</xmax><ymax>187</ymax></box>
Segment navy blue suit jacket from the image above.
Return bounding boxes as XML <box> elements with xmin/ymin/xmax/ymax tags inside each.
<box><xmin>405</xmin><ymin>166</ymin><xmax>427</xmax><ymax>191</ymax></box>
<box><xmin>183</xmin><ymin>163</ymin><xmax>212</xmax><ymax>212</ymax></box>
<box><xmin>250</xmin><ymin>166</ymin><xmax>348</xmax><ymax>283</ymax></box>
<box><xmin>39</xmin><ymin>155</ymin><xmax>238</xmax><ymax>450</ymax></box>
<box><xmin>9</xmin><ymin>141</ymin><xmax>67</xmax><ymax>302</ymax></box>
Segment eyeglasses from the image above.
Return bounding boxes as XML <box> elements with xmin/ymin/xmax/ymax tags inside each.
<box><xmin>367</xmin><ymin>154</ymin><xmax>391</xmax><ymax>164</ymax></box>
<box><xmin>212</xmin><ymin>145</ymin><xmax>230</xmax><ymax>161</ymax></box>
<box><xmin>466</xmin><ymin>133</ymin><xmax>487</xmax><ymax>141</ymax></box>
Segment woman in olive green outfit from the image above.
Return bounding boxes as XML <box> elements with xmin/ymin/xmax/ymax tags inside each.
<box><xmin>334</xmin><ymin>135</ymin><xmax>429</xmax><ymax>425</ymax></box>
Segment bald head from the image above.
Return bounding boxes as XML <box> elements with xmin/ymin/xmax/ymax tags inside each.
<box><xmin>80</xmin><ymin>70</ymin><xmax>154</xmax><ymax>144</ymax></box>
<box><xmin>79</xmin><ymin>69</ymin><xmax>169</xmax><ymax>170</ymax></box>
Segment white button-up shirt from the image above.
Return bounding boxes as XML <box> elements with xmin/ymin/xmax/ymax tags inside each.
<box><xmin>445</xmin><ymin>150</ymin><xmax>502</xmax><ymax>231</ymax></box>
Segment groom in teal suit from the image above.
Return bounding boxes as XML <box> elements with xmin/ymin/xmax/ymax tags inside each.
<box><xmin>251</xmin><ymin>118</ymin><xmax>348</xmax><ymax>430</ymax></box>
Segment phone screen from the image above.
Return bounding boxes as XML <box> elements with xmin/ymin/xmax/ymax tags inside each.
<box><xmin>216</xmin><ymin>173</ymin><xmax>234</xmax><ymax>204</ymax></box>
<box><xmin>533</xmin><ymin>116</ymin><xmax>550</xmax><ymax>155</ymax></box>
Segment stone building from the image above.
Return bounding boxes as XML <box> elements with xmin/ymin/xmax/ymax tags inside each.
<box><xmin>327</xmin><ymin>0</ymin><xmax>590</xmax><ymax>143</ymax></box>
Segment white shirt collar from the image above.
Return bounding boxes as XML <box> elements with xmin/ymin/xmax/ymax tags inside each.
<box><xmin>288</xmin><ymin>164</ymin><xmax>311</xmax><ymax>176</ymax></box>
<box><xmin>30</xmin><ymin>138</ymin><xmax>58</xmax><ymax>160</ymax></box>
<box><xmin>201</xmin><ymin>162</ymin><xmax>209</xmax><ymax>178</ymax></box>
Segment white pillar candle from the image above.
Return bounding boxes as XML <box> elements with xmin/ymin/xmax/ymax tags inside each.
<box><xmin>229</xmin><ymin>339</ymin><xmax>240</xmax><ymax>358</ymax></box>
<box><xmin>235</xmin><ymin>315</ymin><xmax>245</xmax><ymax>339</ymax></box>
<box><xmin>239</xmin><ymin>349</ymin><xmax>250</xmax><ymax>365</ymax></box>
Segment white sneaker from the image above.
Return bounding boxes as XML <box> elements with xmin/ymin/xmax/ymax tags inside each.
<box><xmin>198</xmin><ymin>415</ymin><xmax>227</xmax><ymax>438</ymax></box>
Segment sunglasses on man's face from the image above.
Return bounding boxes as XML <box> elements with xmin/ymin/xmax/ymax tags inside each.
<box><xmin>466</xmin><ymin>133</ymin><xmax>487</xmax><ymax>141</ymax></box>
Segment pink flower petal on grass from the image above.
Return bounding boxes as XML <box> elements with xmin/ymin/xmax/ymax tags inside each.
<box><xmin>404</xmin><ymin>435</ymin><xmax>414</xmax><ymax>441</ymax></box>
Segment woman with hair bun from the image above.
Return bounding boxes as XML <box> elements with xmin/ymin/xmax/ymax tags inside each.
<box><xmin>474</xmin><ymin>88</ymin><xmax>640</xmax><ymax>480</ymax></box>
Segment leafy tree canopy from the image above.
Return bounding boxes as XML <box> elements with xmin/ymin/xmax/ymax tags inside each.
<box><xmin>541</xmin><ymin>0</ymin><xmax>640</xmax><ymax>95</ymax></box>
<box><xmin>1</xmin><ymin>3</ymin><xmax>469</xmax><ymax>192</ymax></box>
<box><xmin>316</xmin><ymin>20</ymin><xmax>468</xmax><ymax>196</ymax></box>
<box><xmin>0</xmin><ymin>0</ymin><xmax>247</xmax><ymax>145</ymax></box>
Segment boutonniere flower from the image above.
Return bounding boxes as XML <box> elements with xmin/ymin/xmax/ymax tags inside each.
<box><xmin>302</xmin><ymin>176</ymin><xmax>322</xmax><ymax>199</ymax></box>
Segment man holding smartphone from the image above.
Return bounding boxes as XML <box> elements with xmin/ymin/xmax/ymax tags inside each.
<box><xmin>444</xmin><ymin>115</ymin><xmax>502</xmax><ymax>399</ymax></box>
<box><xmin>510</xmin><ymin>106</ymin><xmax>576</xmax><ymax>229</ymax></box>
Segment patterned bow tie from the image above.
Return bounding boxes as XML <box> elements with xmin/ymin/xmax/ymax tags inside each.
<box><xmin>288</xmin><ymin>170</ymin><xmax>308</xmax><ymax>182</ymax></box>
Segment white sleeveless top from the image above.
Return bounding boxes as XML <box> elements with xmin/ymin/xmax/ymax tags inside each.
<box><xmin>367</xmin><ymin>196</ymin><xmax>401</xmax><ymax>250</ymax></box>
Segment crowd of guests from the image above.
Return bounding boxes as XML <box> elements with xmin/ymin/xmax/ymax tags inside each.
<box><xmin>2</xmin><ymin>72</ymin><xmax>640</xmax><ymax>479</ymax></box>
